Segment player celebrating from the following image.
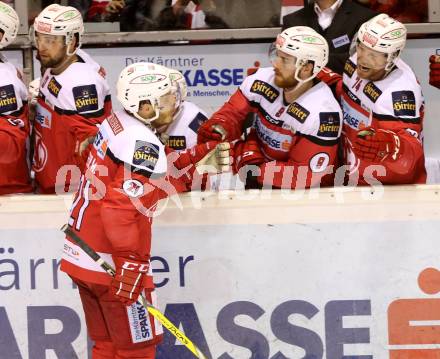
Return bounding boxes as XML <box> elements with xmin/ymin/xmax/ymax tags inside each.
<box><xmin>198</xmin><ymin>26</ymin><xmax>342</xmax><ymax>189</ymax></box>
<box><xmin>31</xmin><ymin>4</ymin><xmax>112</xmax><ymax>194</ymax></box>
<box><xmin>320</xmin><ymin>14</ymin><xmax>425</xmax><ymax>184</ymax></box>
<box><xmin>0</xmin><ymin>1</ymin><xmax>32</xmax><ymax>195</ymax></box>
<box><xmin>61</xmin><ymin>62</ymin><xmax>230</xmax><ymax>358</ymax></box>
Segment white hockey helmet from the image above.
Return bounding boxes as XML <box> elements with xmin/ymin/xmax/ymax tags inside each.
<box><xmin>117</xmin><ymin>62</ymin><xmax>175</xmax><ymax>124</ymax></box>
<box><xmin>275</xmin><ymin>26</ymin><xmax>329</xmax><ymax>82</ymax></box>
<box><xmin>33</xmin><ymin>4</ymin><xmax>84</xmax><ymax>55</ymax></box>
<box><xmin>357</xmin><ymin>13</ymin><xmax>407</xmax><ymax>71</ymax></box>
<box><xmin>0</xmin><ymin>2</ymin><xmax>18</xmax><ymax>49</ymax></box>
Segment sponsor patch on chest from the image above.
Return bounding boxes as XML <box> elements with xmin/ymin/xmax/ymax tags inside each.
<box><xmin>363</xmin><ymin>82</ymin><xmax>382</xmax><ymax>103</ymax></box>
<box><xmin>0</xmin><ymin>84</ymin><xmax>17</xmax><ymax>113</ymax></box>
<box><xmin>47</xmin><ymin>77</ymin><xmax>62</xmax><ymax>98</ymax></box>
<box><xmin>344</xmin><ymin>59</ymin><xmax>356</xmax><ymax>78</ymax></box>
<box><xmin>166</xmin><ymin>135</ymin><xmax>187</xmax><ymax>150</ymax></box>
<box><xmin>286</xmin><ymin>102</ymin><xmax>310</xmax><ymax>123</ymax></box>
<box><xmin>72</xmin><ymin>84</ymin><xmax>99</xmax><ymax>113</ymax></box>
<box><xmin>392</xmin><ymin>91</ymin><xmax>416</xmax><ymax>117</ymax></box>
<box><xmin>317</xmin><ymin>112</ymin><xmax>340</xmax><ymax>138</ymax></box>
<box><xmin>133</xmin><ymin>140</ymin><xmax>160</xmax><ymax>170</ymax></box>
<box><xmin>250</xmin><ymin>80</ymin><xmax>279</xmax><ymax>103</ymax></box>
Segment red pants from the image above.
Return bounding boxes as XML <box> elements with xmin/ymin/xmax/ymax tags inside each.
<box><xmin>74</xmin><ymin>279</ymin><xmax>163</xmax><ymax>359</ymax></box>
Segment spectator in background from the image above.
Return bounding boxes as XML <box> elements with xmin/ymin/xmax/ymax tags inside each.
<box><xmin>158</xmin><ymin>0</ymin><xmax>228</xmax><ymax>30</ymax></box>
<box><xmin>283</xmin><ymin>0</ymin><xmax>376</xmax><ymax>74</ymax></box>
<box><xmin>429</xmin><ymin>54</ymin><xmax>440</xmax><ymax>89</ymax></box>
<box><xmin>0</xmin><ymin>1</ymin><xmax>32</xmax><ymax>195</ymax></box>
<box><xmin>69</xmin><ymin>0</ymin><xmax>125</xmax><ymax>22</ymax></box>
<box><xmin>356</xmin><ymin>0</ymin><xmax>428</xmax><ymax>23</ymax></box>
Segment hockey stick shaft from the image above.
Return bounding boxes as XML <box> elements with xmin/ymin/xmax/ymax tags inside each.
<box><xmin>61</xmin><ymin>224</ymin><xmax>209</xmax><ymax>359</ymax></box>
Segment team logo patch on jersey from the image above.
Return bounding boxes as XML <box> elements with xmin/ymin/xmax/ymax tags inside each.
<box><xmin>363</xmin><ymin>82</ymin><xmax>382</xmax><ymax>103</ymax></box>
<box><xmin>317</xmin><ymin>112</ymin><xmax>341</xmax><ymax>138</ymax></box>
<box><xmin>127</xmin><ymin>301</ymin><xmax>153</xmax><ymax>343</ymax></box>
<box><xmin>47</xmin><ymin>77</ymin><xmax>62</xmax><ymax>98</ymax></box>
<box><xmin>0</xmin><ymin>84</ymin><xmax>17</xmax><ymax>113</ymax></box>
<box><xmin>122</xmin><ymin>179</ymin><xmax>144</xmax><ymax>198</ymax></box>
<box><xmin>286</xmin><ymin>102</ymin><xmax>310</xmax><ymax>123</ymax></box>
<box><xmin>188</xmin><ymin>112</ymin><xmax>207</xmax><ymax>133</ymax></box>
<box><xmin>166</xmin><ymin>136</ymin><xmax>187</xmax><ymax>150</ymax></box>
<box><xmin>35</xmin><ymin>104</ymin><xmax>52</xmax><ymax>129</ymax></box>
<box><xmin>392</xmin><ymin>91</ymin><xmax>416</xmax><ymax>117</ymax></box>
<box><xmin>72</xmin><ymin>85</ymin><xmax>99</xmax><ymax>113</ymax></box>
<box><xmin>250</xmin><ymin>80</ymin><xmax>279</xmax><ymax>103</ymax></box>
<box><xmin>133</xmin><ymin>140</ymin><xmax>159</xmax><ymax>170</ymax></box>
<box><xmin>344</xmin><ymin>59</ymin><xmax>356</xmax><ymax>78</ymax></box>
<box><xmin>107</xmin><ymin>113</ymin><xmax>124</xmax><ymax>135</ymax></box>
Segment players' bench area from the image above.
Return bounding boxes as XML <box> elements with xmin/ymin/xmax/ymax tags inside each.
<box><xmin>1</xmin><ymin>185</ymin><xmax>440</xmax><ymax>357</ymax></box>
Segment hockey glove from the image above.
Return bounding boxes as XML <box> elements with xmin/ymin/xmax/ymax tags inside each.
<box><xmin>111</xmin><ymin>255</ymin><xmax>151</xmax><ymax>306</ymax></box>
<box><xmin>195</xmin><ymin>142</ymin><xmax>231</xmax><ymax>174</ymax></box>
<box><xmin>233</xmin><ymin>133</ymin><xmax>265</xmax><ymax>174</ymax></box>
<box><xmin>353</xmin><ymin>127</ymin><xmax>400</xmax><ymax>162</ymax></box>
<box><xmin>429</xmin><ymin>55</ymin><xmax>440</xmax><ymax>89</ymax></box>
<box><xmin>316</xmin><ymin>67</ymin><xmax>343</xmax><ymax>99</ymax></box>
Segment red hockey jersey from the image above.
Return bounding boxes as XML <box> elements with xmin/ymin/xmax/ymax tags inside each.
<box><xmin>33</xmin><ymin>59</ymin><xmax>111</xmax><ymax>194</ymax></box>
<box><xmin>206</xmin><ymin>67</ymin><xmax>342</xmax><ymax>189</ymax></box>
<box><xmin>61</xmin><ymin>110</ymin><xmax>198</xmax><ymax>285</ymax></box>
<box><xmin>341</xmin><ymin>54</ymin><xmax>426</xmax><ymax>185</ymax></box>
<box><xmin>0</xmin><ymin>58</ymin><xmax>32</xmax><ymax>195</ymax></box>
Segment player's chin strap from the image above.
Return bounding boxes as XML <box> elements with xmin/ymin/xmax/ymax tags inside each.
<box><xmin>61</xmin><ymin>224</ymin><xmax>211</xmax><ymax>359</ymax></box>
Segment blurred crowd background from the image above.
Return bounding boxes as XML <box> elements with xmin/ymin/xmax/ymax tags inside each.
<box><xmin>21</xmin><ymin>0</ymin><xmax>430</xmax><ymax>33</ymax></box>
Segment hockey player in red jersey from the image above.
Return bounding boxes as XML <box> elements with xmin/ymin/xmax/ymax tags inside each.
<box><xmin>429</xmin><ymin>54</ymin><xmax>440</xmax><ymax>89</ymax></box>
<box><xmin>31</xmin><ymin>4</ymin><xmax>112</xmax><ymax>194</ymax></box>
<box><xmin>0</xmin><ymin>1</ymin><xmax>33</xmax><ymax>195</ymax></box>
<box><xmin>198</xmin><ymin>26</ymin><xmax>342</xmax><ymax>189</ymax></box>
<box><xmin>61</xmin><ymin>62</ymin><xmax>230</xmax><ymax>358</ymax></box>
<box><xmin>318</xmin><ymin>14</ymin><xmax>426</xmax><ymax>185</ymax></box>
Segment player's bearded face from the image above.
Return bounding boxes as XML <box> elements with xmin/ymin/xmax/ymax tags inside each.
<box><xmin>271</xmin><ymin>50</ymin><xmax>298</xmax><ymax>88</ymax></box>
<box><xmin>35</xmin><ymin>33</ymin><xmax>68</xmax><ymax>68</ymax></box>
<box><xmin>356</xmin><ymin>42</ymin><xmax>388</xmax><ymax>81</ymax></box>
<box><xmin>153</xmin><ymin>92</ymin><xmax>177</xmax><ymax>133</ymax></box>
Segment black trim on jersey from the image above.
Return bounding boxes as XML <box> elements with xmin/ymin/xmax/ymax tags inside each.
<box><xmin>249</xmin><ymin>100</ymin><xmax>285</xmax><ymax>128</ymax></box>
<box><xmin>40</xmin><ymin>93</ymin><xmax>108</xmax><ymax>118</ymax></box>
<box><xmin>342</xmin><ymin>84</ymin><xmax>361</xmax><ymax>105</ymax></box>
<box><xmin>296</xmin><ymin>132</ymin><xmax>339</xmax><ymax>147</ymax></box>
<box><xmin>107</xmin><ymin>148</ymin><xmax>165</xmax><ymax>179</ymax></box>
<box><xmin>372</xmin><ymin>112</ymin><xmax>421</xmax><ymax>124</ymax></box>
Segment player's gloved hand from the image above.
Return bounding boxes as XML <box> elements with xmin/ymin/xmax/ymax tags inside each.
<box><xmin>28</xmin><ymin>77</ymin><xmax>40</xmax><ymax>105</ymax></box>
<box><xmin>111</xmin><ymin>255</ymin><xmax>151</xmax><ymax>306</ymax></box>
<box><xmin>429</xmin><ymin>55</ymin><xmax>440</xmax><ymax>89</ymax></box>
<box><xmin>195</xmin><ymin>142</ymin><xmax>231</xmax><ymax>174</ymax></box>
<box><xmin>353</xmin><ymin>127</ymin><xmax>400</xmax><ymax>162</ymax></box>
<box><xmin>233</xmin><ymin>132</ymin><xmax>265</xmax><ymax>174</ymax></box>
<box><xmin>197</xmin><ymin>120</ymin><xmax>229</xmax><ymax>143</ymax></box>
<box><xmin>316</xmin><ymin>67</ymin><xmax>342</xmax><ymax>86</ymax></box>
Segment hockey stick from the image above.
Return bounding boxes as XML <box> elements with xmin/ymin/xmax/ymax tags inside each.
<box><xmin>61</xmin><ymin>224</ymin><xmax>209</xmax><ymax>359</ymax></box>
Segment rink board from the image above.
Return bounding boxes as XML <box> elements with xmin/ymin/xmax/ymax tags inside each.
<box><xmin>1</xmin><ymin>186</ymin><xmax>440</xmax><ymax>359</ymax></box>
